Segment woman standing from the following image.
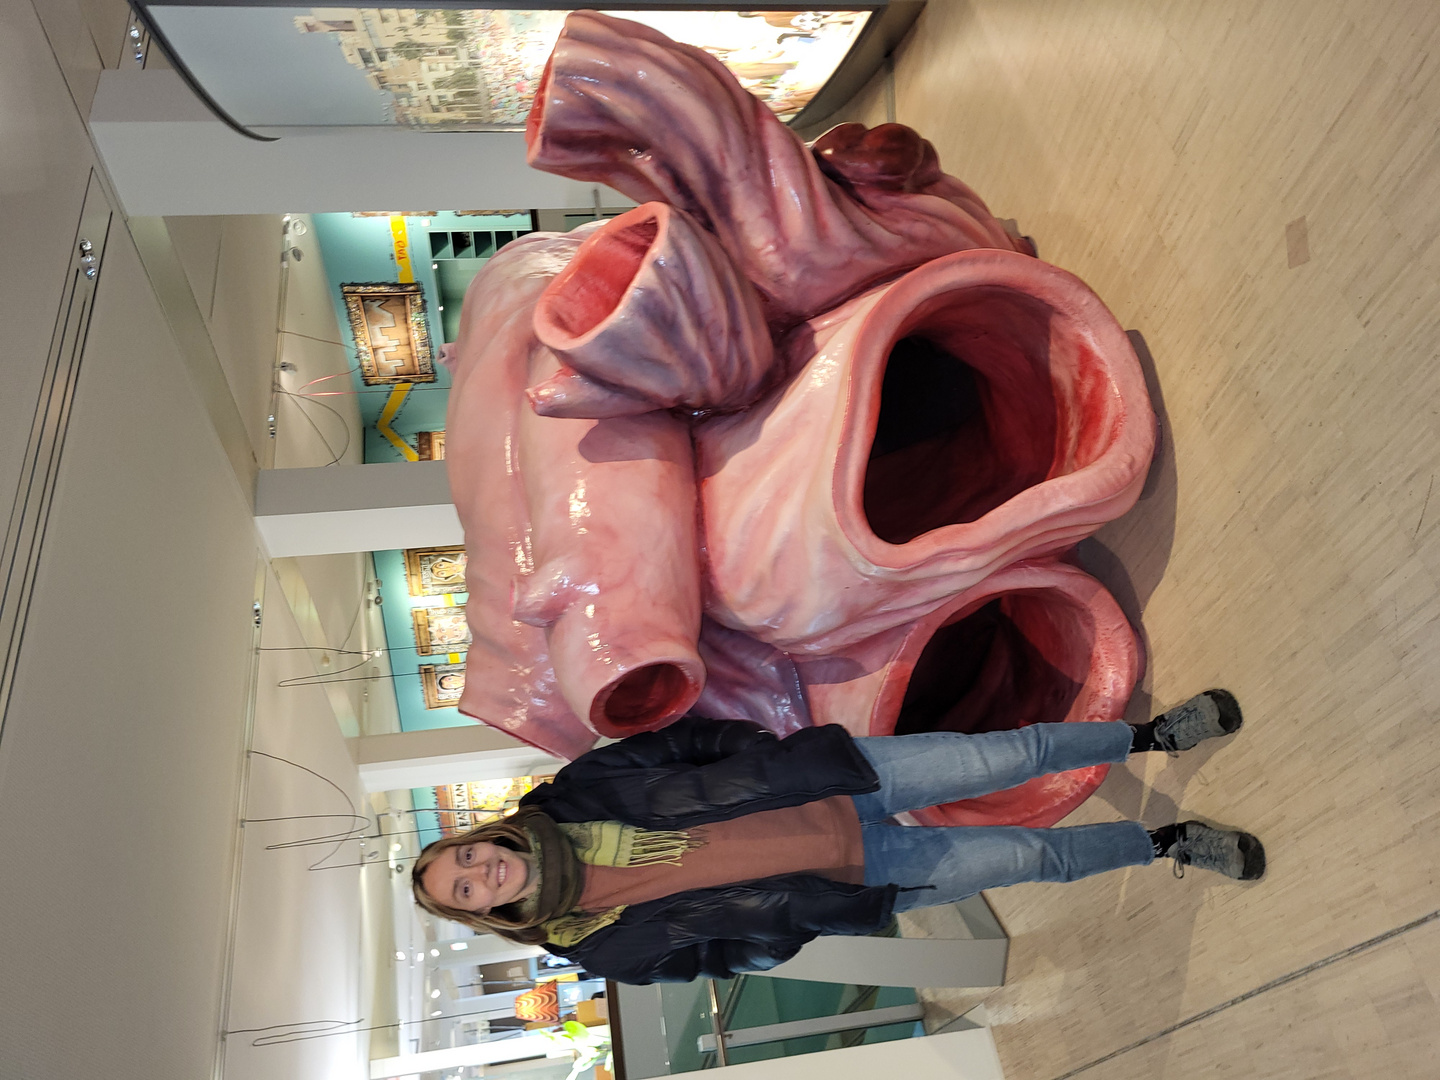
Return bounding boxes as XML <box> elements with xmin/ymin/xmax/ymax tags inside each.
<box><xmin>412</xmin><ymin>695</ymin><xmax>1263</xmax><ymax>984</ymax></box>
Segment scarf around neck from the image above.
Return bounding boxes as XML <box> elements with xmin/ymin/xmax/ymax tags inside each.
<box><xmin>504</xmin><ymin>812</ymin><xmax>703</xmax><ymax>948</ymax></box>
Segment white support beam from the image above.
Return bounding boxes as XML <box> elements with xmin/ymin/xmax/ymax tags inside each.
<box><xmin>432</xmin><ymin>939</ymin><xmax>545</xmax><ymax>970</ymax></box>
<box><xmin>369</xmin><ymin>1033</ymin><xmax>557</xmax><ymax>1079</ymax></box>
<box><xmin>351</xmin><ymin>724</ymin><xmax>568</xmax><ymax>793</ymax></box>
<box><xmin>614</xmin><ymin>988</ymin><xmax>1006</xmax><ymax>1080</ymax></box>
<box><xmin>254</xmin><ymin>460</ymin><xmax>461</xmax><ymax>557</ymax></box>
<box><xmin>88</xmin><ymin>70</ymin><xmax>632</xmax><ymax>217</ymax></box>
<box><xmin>751</xmin><ymin>933</ymin><xmax>1008</xmax><ymax>990</ymax></box>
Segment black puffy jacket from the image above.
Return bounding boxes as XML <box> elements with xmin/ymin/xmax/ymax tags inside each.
<box><xmin>517</xmin><ymin>717</ymin><xmax>898</xmax><ymax>984</ymax></box>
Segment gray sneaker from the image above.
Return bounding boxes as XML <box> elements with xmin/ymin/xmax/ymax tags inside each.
<box><xmin>1153</xmin><ymin>689</ymin><xmax>1243</xmax><ymax>754</ymax></box>
<box><xmin>1165</xmin><ymin>820</ymin><xmax>1266</xmax><ymax>880</ymax></box>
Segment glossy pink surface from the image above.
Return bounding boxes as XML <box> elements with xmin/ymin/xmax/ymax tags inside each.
<box><xmin>697</xmin><ymin>248</ymin><xmax>1155</xmax><ymax>654</ymax></box>
<box><xmin>445</xmin><ymin>229</ymin><xmax>702</xmax><ymax>754</ymax></box>
<box><xmin>531</xmin><ymin>202</ymin><xmax>774</xmax><ymax>416</ymax></box>
<box><xmin>444</xmin><ymin>12</ymin><xmax>1159</xmax><ymax>824</ymax></box>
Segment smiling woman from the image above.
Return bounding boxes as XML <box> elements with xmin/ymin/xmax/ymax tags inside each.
<box><xmin>420</xmin><ymin>838</ymin><xmax>537</xmax><ymax>912</ymax></box>
<box><xmin>411</xmin><ymin>808</ymin><xmax>591</xmax><ymax>942</ymax></box>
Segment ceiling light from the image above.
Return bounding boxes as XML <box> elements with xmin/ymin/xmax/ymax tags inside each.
<box><xmin>431</xmin><ymin>989</ymin><xmax>441</xmax><ymax>999</ymax></box>
<box><xmin>430</xmin><ymin>948</ymin><xmax>440</xmax><ymax>957</ymax></box>
<box><xmin>449</xmin><ymin>942</ymin><xmax>467</xmax><ymax>951</ymax></box>
<box><xmin>395</xmin><ymin>951</ymin><xmax>406</xmax><ymax>961</ymax></box>
<box><xmin>431</xmin><ymin>1010</ymin><xmax>443</xmax><ymax>1017</ymax></box>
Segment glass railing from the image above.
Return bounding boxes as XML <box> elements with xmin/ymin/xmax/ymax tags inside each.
<box><xmin>615</xmin><ymin>970</ymin><xmax>922</xmax><ymax>1078</ymax></box>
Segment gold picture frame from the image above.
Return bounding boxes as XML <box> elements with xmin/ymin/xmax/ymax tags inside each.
<box><xmin>403</xmin><ymin>546</ymin><xmax>467</xmax><ymax>596</ymax></box>
<box><xmin>420</xmin><ymin>662</ymin><xmax>466</xmax><ymax>709</ymax></box>
<box><xmin>411</xmin><ymin>604</ymin><xmax>471</xmax><ymax>655</ymax></box>
<box><xmin>416</xmin><ymin>430</ymin><xmax>446</xmax><ymax>460</ymax></box>
<box><xmin>341</xmin><ymin>282</ymin><xmax>437</xmax><ymax>385</ymax></box>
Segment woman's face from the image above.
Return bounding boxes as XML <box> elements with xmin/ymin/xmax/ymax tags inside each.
<box><xmin>420</xmin><ymin>841</ymin><xmax>538</xmax><ymax>913</ymax></box>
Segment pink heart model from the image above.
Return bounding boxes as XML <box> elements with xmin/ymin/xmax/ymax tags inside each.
<box><xmin>443</xmin><ymin>12</ymin><xmax>1158</xmax><ymax>827</ymax></box>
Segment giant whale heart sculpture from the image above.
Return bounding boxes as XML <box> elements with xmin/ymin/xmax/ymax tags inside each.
<box><xmin>443</xmin><ymin>12</ymin><xmax>1157</xmax><ymax>827</ymax></box>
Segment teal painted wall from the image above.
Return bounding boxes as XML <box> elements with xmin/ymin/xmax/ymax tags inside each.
<box><xmin>312</xmin><ymin>211</ymin><xmax>536</xmax><ymax>842</ymax></box>
<box><xmin>373</xmin><ymin>546</ymin><xmax>472</xmax><ymax>732</ymax></box>
<box><xmin>410</xmin><ymin>784</ymin><xmax>442</xmax><ymax>849</ymax></box>
<box><xmin>310</xmin><ymin>210</ymin><xmax>532</xmax><ymax>463</ymax></box>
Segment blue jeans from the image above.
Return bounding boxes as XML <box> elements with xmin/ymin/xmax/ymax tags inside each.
<box><xmin>852</xmin><ymin>723</ymin><xmax>1155</xmax><ymax>912</ymax></box>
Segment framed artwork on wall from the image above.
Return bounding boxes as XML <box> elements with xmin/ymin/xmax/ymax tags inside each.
<box><xmin>404</xmin><ymin>546</ymin><xmax>467</xmax><ymax>596</ymax></box>
<box><xmin>420</xmin><ymin>662</ymin><xmax>466</xmax><ymax>709</ymax></box>
<box><xmin>411</xmin><ymin>604</ymin><xmax>471</xmax><ymax>654</ymax></box>
<box><xmin>434</xmin><ymin>777</ymin><xmax>538</xmax><ymax>834</ymax></box>
<box><xmin>341</xmin><ymin>282</ymin><xmax>437</xmax><ymax>385</ymax></box>
<box><xmin>416</xmin><ymin>430</ymin><xmax>446</xmax><ymax>460</ymax></box>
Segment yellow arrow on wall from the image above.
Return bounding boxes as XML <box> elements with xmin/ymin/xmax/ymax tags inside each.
<box><xmin>377</xmin><ymin>214</ymin><xmax>420</xmax><ymax>462</ymax></box>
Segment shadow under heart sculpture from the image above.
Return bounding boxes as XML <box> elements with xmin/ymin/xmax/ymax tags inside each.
<box><xmin>442</xmin><ymin>11</ymin><xmax>1156</xmax><ymax>827</ymax></box>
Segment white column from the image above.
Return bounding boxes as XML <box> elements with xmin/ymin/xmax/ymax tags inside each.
<box><xmin>351</xmin><ymin>725</ymin><xmax>567</xmax><ymax>793</ymax></box>
<box><xmin>254</xmin><ymin>461</ymin><xmax>462</xmax><ymax>557</ymax></box>
<box><xmin>369</xmin><ymin>1034</ymin><xmax>558</xmax><ymax>1079</ymax></box>
<box><xmin>88</xmin><ymin>70</ymin><xmax>631</xmax><ymax>217</ymax></box>
<box><xmin>751</xmin><ymin>933</ymin><xmax>1008</xmax><ymax>990</ymax></box>
<box><xmin>432</xmin><ymin>937</ymin><xmax>544</xmax><ymax>969</ymax></box>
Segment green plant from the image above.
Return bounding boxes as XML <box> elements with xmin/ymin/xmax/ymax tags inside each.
<box><xmin>540</xmin><ymin>1020</ymin><xmax>613</xmax><ymax>1080</ymax></box>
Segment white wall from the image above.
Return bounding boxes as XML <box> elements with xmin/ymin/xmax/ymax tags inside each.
<box><xmin>89</xmin><ymin>70</ymin><xmax>634</xmax><ymax>217</ymax></box>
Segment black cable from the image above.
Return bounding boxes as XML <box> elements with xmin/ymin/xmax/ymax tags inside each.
<box><xmin>228</xmin><ymin>1008</ymin><xmax>547</xmax><ymax>1047</ymax></box>
<box><xmin>231</xmin><ymin>1018</ymin><xmax>364</xmax><ymax>1048</ymax></box>
<box><xmin>275</xmin><ymin>654</ymin><xmax>377</xmax><ymax>688</ymax></box>
<box><xmin>278</xmin><ymin>670</ymin><xmax>450</xmax><ymax>688</ymax></box>
<box><xmin>274</xmin><ymin>386</ymin><xmax>352</xmax><ymax>466</ymax></box>
<box><xmin>273</xmin><ymin>385</ymin><xmax>340</xmax><ymax>464</ymax></box>
<box><xmin>280</xmin><ymin>330</ymin><xmax>348</xmax><ymax>348</ymax></box>
<box><xmin>306</xmin><ymin>385</ymin><xmax>454</xmax><ymax>394</ymax></box>
<box><xmin>334</xmin><ymin>573</ymin><xmax>372</xmax><ymax>654</ymax></box>
<box><xmin>260</xmin><ymin>644</ymin><xmax>468</xmax><ymax>657</ymax></box>
<box><xmin>243</xmin><ymin>751</ymin><xmax>487</xmax><ymax>870</ymax></box>
<box><xmin>246</xmin><ymin>750</ymin><xmax>369</xmax><ymax>870</ymax></box>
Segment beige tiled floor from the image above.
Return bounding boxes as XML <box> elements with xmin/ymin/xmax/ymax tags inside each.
<box><xmin>857</xmin><ymin>1</ymin><xmax>1440</xmax><ymax>1076</ymax></box>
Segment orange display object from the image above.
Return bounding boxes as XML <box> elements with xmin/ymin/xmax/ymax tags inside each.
<box><xmin>514</xmin><ymin>982</ymin><xmax>561</xmax><ymax>1023</ymax></box>
<box><xmin>443</xmin><ymin>12</ymin><xmax>1155</xmax><ymax>827</ymax></box>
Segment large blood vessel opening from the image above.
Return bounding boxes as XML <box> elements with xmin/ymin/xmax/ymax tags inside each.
<box><xmin>863</xmin><ymin>290</ymin><xmax>1061</xmax><ymax>545</ymax></box>
<box><xmin>895</xmin><ymin>593</ymin><xmax>1085</xmax><ymax>737</ymax></box>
